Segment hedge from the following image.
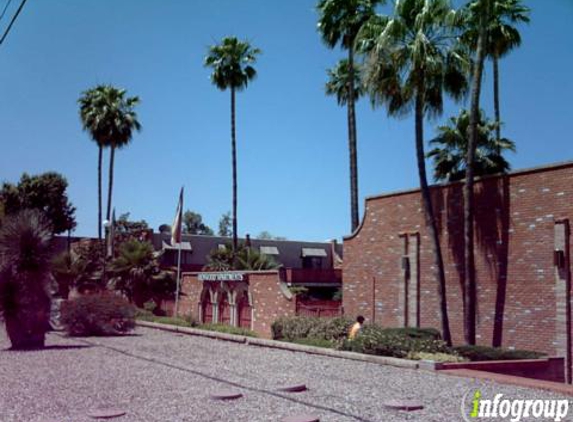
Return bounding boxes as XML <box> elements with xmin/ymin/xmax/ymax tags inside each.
<box><xmin>453</xmin><ymin>345</ymin><xmax>546</xmax><ymax>362</ymax></box>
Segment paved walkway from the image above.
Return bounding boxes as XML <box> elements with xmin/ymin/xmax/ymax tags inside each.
<box><xmin>0</xmin><ymin>327</ymin><xmax>570</xmax><ymax>421</ymax></box>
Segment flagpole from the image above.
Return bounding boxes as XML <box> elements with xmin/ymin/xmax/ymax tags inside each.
<box><xmin>173</xmin><ymin>186</ymin><xmax>184</xmax><ymax>318</ymax></box>
<box><xmin>174</xmin><ymin>241</ymin><xmax>182</xmax><ymax>318</ymax></box>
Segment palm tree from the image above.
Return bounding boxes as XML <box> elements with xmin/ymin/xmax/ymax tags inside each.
<box><xmin>109</xmin><ymin>239</ymin><xmax>171</xmax><ymax>307</ymax></box>
<box><xmin>79</xmin><ymin>85</ymin><xmax>141</xmax><ymax>236</ymax></box>
<box><xmin>204</xmin><ymin>37</ymin><xmax>261</xmax><ymax>253</ymax></box>
<box><xmin>317</xmin><ymin>0</ymin><xmax>382</xmax><ymax>232</ymax></box>
<box><xmin>326</xmin><ymin>59</ymin><xmax>364</xmax><ymax>107</ymax></box>
<box><xmin>361</xmin><ymin>0</ymin><xmax>470</xmax><ymax>345</ymax></box>
<box><xmin>428</xmin><ymin>109</ymin><xmax>515</xmax><ymax>182</ymax></box>
<box><xmin>204</xmin><ymin>243</ymin><xmax>279</xmax><ymax>271</ymax></box>
<box><xmin>462</xmin><ymin>0</ymin><xmax>529</xmax><ymax>144</ymax></box>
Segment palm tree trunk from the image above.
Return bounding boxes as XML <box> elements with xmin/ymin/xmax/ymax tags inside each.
<box><xmin>464</xmin><ymin>18</ymin><xmax>488</xmax><ymax>346</ymax></box>
<box><xmin>493</xmin><ymin>54</ymin><xmax>501</xmax><ymax>150</ymax></box>
<box><xmin>106</xmin><ymin>146</ymin><xmax>115</xmax><ymax>222</ymax></box>
<box><xmin>231</xmin><ymin>87</ymin><xmax>238</xmax><ymax>253</ymax></box>
<box><xmin>348</xmin><ymin>46</ymin><xmax>360</xmax><ymax>232</ymax></box>
<box><xmin>98</xmin><ymin>145</ymin><xmax>103</xmax><ymax>241</ymax></box>
<box><xmin>415</xmin><ymin>79</ymin><xmax>452</xmax><ymax>346</ymax></box>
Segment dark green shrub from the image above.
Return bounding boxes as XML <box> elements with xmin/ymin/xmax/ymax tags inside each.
<box><xmin>381</xmin><ymin>327</ymin><xmax>442</xmax><ymax>340</ymax></box>
<box><xmin>453</xmin><ymin>345</ymin><xmax>546</xmax><ymax>361</ymax></box>
<box><xmin>340</xmin><ymin>325</ymin><xmax>450</xmax><ymax>358</ymax></box>
<box><xmin>61</xmin><ymin>292</ymin><xmax>135</xmax><ymax>336</ymax></box>
<box><xmin>271</xmin><ymin>316</ymin><xmax>353</xmax><ymax>342</ymax></box>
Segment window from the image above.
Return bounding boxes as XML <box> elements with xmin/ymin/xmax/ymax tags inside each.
<box><xmin>302</xmin><ymin>256</ymin><xmax>323</xmax><ymax>269</ymax></box>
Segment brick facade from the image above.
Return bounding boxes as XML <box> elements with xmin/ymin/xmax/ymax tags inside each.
<box><xmin>343</xmin><ymin>162</ymin><xmax>573</xmax><ymax>362</ymax></box>
<box><xmin>179</xmin><ymin>271</ymin><xmax>296</xmax><ymax>338</ymax></box>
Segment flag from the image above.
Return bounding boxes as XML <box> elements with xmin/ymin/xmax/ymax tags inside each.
<box><xmin>171</xmin><ymin>187</ymin><xmax>184</xmax><ymax>246</ymax></box>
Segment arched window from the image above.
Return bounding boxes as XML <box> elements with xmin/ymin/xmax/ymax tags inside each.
<box><xmin>219</xmin><ymin>291</ymin><xmax>231</xmax><ymax>325</ymax></box>
<box><xmin>237</xmin><ymin>290</ymin><xmax>252</xmax><ymax>329</ymax></box>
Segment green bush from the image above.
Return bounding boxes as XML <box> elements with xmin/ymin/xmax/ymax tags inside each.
<box><xmin>339</xmin><ymin>325</ymin><xmax>450</xmax><ymax>359</ymax></box>
<box><xmin>381</xmin><ymin>327</ymin><xmax>442</xmax><ymax>340</ymax></box>
<box><xmin>198</xmin><ymin>323</ymin><xmax>257</xmax><ymax>337</ymax></box>
<box><xmin>61</xmin><ymin>292</ymin><xmax>135</xmax><ymax>336</ymax></box>
<box><xmin>271</xmin><ymin>316</ymin><xmax>353</xmax><ymax>342</ymax></box>
<box><xmin>453</xmin><ymin>345</ymin><xmax>546</xmax><ymax>362</ymax></box>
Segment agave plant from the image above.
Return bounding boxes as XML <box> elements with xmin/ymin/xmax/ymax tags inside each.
<box><xmin>0</xmin><ymin>210</ymin><xmax>53</xmax><ymax>349</ymax></box>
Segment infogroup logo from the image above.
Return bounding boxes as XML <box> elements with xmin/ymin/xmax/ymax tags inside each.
<box><xmin>461</xmin><ymin>390</ymin><xmax>570</xmax><ymax>422</ymax></box>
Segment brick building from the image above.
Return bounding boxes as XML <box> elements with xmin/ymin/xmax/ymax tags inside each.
<box><xmin>168</xmin><ymin>235</ymin><xmax>344</xmax><ymax>337</ymax></box>
<box><xmin>343</xmin><ymin>161</ymin><xmax>573</xmax><ymax>377</ymax></box>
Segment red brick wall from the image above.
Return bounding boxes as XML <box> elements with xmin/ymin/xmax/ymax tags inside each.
<box><xmin>343</xmin><ymin>162</ymin><xmax>573</xmax><ymax>355</ymax></box>
<box><xmin>176</xmin><ymin>271</ymin><xmax>296</xmax><ymax>338</ymax></box>
<box><xmin>250</xmin><ymin>272</ymin><xmax>296</xmax><ymax>338</ymax></box>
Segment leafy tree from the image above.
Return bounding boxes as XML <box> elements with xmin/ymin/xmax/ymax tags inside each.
<box><xmin>427</xmin><ymin>109</ymin><xmax>516</xmax><ymax>182</ymax></box>
<box><xmin>182</xmin><ymin>210</ymin><xmax>214</xmax><ymax>235</ymax></box>
<box><xmin>317</xmin><ymin>0</ymin><xmax>382</xmax><ymax>232</ymax></box>
<box><xmin>205</xmin><ymin>37</ymin><xmax>261</xmax><ymax>252</ymax></box>
<box><xmin>0</xmin><ymin>210</ymin><xmax>53</xmax><ymax>349</ymax></box>
<box><xmin>79</xmin><ymin>85</ymin><xmax>141</xmax><ymax>239</ymax></box>
<box><xmin>0</xmin><ymin>172</ymin><xmax>76</xmax><ymax>235</ymax></box>
<box><xmin>218</xmin><ymin>212</ymin><xmax>232</xmax><ymax>237</ymax></box>
<box><xmin>256</xmin><ymin>231</ymin><xmax>287</xmax><ymax>241</ymax></box>
<box><xmin>158</xmin><ymin>224</ymin><xmax>171</xmax><ymax>234</ymax></box>
<box><xmin>462</xmin><ymin>0</ymin><xmax>529</xmax><ymax>144</ymax></box>
<box><xmin>205</xmin><ymin>243</ymin><xmax>279</xmax><ymax>271</ymax></box>
<box><xmin>361</xmin><ymin>0</ymin><xmax>470</xmax><ymax>345</ymax></box>
<box><xmin>114</xmin><ymin>212</ymin><xmax>150</xmax><ymax>245</ymax></box>
<box><xmin>109</xmin><ymin>239</ymin><xmax>174</xmax><ymax>307</ymax></box>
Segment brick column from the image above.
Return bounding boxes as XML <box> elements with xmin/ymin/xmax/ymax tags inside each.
<box><xmin>554</xmin><ymin>220</ymin><xmax>571</xmax><ymax>383</ymax></box>
<box><xmin>408</xmin><ymin>232</ymin><xmax>420</xmax><ymax>328</ymax></box>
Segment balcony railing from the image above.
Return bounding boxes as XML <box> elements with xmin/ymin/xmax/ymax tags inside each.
<box><xmin>284</xmin><ymin>268</ymin><xmax>342</xmax><ymax>284</ymax></box>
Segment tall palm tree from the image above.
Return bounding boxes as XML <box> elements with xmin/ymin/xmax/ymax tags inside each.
<box><xmin>317</xmin><ymin>0</ymin><xmax>382</xmax><ymax>232</ymax></box>
<box><xmin>428</xmin><ymin>109</ymin><xmax>515</xmax><ymax>182</ymax></box>
<box><xmin>79</xmin><ymin>85</ymin><xmax>141</xmax><ymax>236</ymax></box>
<box><xmin>361</xmin><ymin>0</ymin><xmax>469</xmax><ymax>345</ymax></box>
<box><xmin>326</xmin><ymin>59</ymin><xmax>364</xmax><ymax>107</ymax></box>
<box><xmin>462</xmin><ymin>0</ymin><xmax>529</xmax><ymax>144</ymax></box>
<box><xmin>204</xmin><ymin>37</ymin><xmax>261</xmax><ymax>253</ymax></box>
<box><xmin>462</xmin><ymin>0</ymin><xmax>490</xmax><ymax>345</ymax></box>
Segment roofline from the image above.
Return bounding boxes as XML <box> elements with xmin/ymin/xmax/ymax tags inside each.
<box><xmin>344</xmin><ymin>160</ymin><xmax>573</xmax><ymax>241</ymax></box>
<box><xmin>156</xmin><ymin>232</ymin><xmax>340</xmax><ymax>245</ymax></box>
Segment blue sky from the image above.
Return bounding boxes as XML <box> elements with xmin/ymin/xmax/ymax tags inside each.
<box><xmin>0</xmin><ymin>0</ymin><xmax>571</xmax><ymax>241</ymax></box>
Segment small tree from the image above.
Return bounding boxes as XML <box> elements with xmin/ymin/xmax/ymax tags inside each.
<box><xmin>183</xmin><ymin>210</ymin><xmax>214</xmax><ymax>235</ymax></box>
<box><xmin>0</xmin><ymin>210</ymin><xmax>53</xmax><ymax>349</ymax></box>
<box><xmin>218</xmin><ymin>212</ymin><xmax>232</xmax><ymax>237</ymax></box>
<box><xmin>0</xmin><ymin>172</ymin><xmax>76</xmax><ymax>235</ymax></box>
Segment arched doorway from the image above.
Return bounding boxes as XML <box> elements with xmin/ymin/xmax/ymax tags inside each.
<box><xmin>237</xmin><ymin>291</ymin><xmax>252</xmax><ymax>329</ymax></box>
<box><xmin>201</xmin><ymin>288</ymin><xmax>214</xmax><ymax>324</ymax></box>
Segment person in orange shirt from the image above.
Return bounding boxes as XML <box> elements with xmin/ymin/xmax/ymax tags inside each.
<box><xmin>348</xmin><ymin>315</ymin><xmax>365</xmax><ymax>339</ymax></box>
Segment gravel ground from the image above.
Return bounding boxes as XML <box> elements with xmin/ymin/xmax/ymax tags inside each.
<box><xmin>0</xmin><ymin>326</ymin><xmax>571</xmax><ymax>422</ymax></box>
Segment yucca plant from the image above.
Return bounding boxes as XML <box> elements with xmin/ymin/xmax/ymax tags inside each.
<box><xmin>0</xmin><ymin>210</ymin><xmax>53</xmax><ymax>349</ymax></box>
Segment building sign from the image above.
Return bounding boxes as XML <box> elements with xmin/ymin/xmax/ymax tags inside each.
<box><xmin>198</xmin><ymin>272</ymin><xmax>247</xmax><ymax>282</ymax></box>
